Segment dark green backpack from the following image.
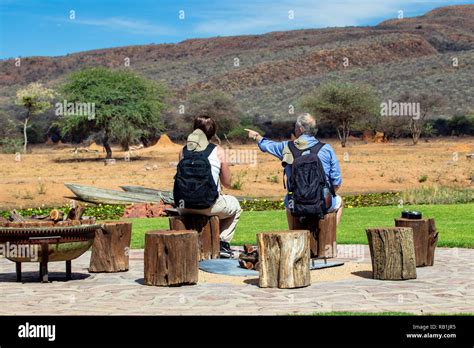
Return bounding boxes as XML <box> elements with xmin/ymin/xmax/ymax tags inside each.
<box><xmin>173</xmin><ymin>144</ymin><xmax>219</xmax><ymax>209</ymax></box>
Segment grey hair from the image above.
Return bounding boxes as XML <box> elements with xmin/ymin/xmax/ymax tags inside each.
<box><xmin>295</xmin><ymin>113</ymin><xmax>317</xmax><ymax>136</ymax></box>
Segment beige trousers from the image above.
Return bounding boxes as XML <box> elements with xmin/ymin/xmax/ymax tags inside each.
<box><xmin>177</xmin><ymin>194</ymin><xmax>242</xmax><ymax>243</ymax></box>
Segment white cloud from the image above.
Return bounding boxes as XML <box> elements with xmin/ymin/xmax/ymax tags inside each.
<box><xmin>46</xmin><ymin>15</ymin><xmax>175</xmax><ymax>36</ymax></box>
<box><xmin>74</xmin><ymin>17</ymin><xmax>175</xmax><ymax>36</ymax></box>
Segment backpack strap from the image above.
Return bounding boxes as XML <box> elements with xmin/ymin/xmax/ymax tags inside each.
<box><xmin>310</xmin><ymin>141</ymin><xmax>326</xmax><ymax>155</ymax></box>
<box><xmin>287</xmin><ymin>141</ymin><xmax>303</xmax><ymax>160</ymax></box>
<box><xmin>183</xmin><ymin>143</ymin><xmax>216</xmax><ymax>159</ymax></box>
<box><xmin>283</xmin><ymin>142</ymin><xmax>299</xmax><ymax>190</ymax></box>
<box><xmin>310</xmin><ymin>142</ymin><xmax>337</xmax><ymax>196</ymax></box>
<box><xmin>182</xmin><ymin>145</ymin><xmax>191</xmax><ymax>159</ymax></box>
<box><xmin>201</xmin><ymin>143</ymin><xmax>217</xmax><ymax>157</ymax></box>
<box><xmin>289</xmin><ymin>140</ymin><xmax>326</xmax><ymax>158</ymax></box>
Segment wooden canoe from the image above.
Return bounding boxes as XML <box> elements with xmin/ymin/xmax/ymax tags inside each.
<box><xmin>120</xmin><ymin>185</ymin><xmax>174</xmax><ymax>204</ymax></box>
<box><xmin>65</xmin><ymin>184</ymin><xmax>162</xmax><ymax>205</ymax></box>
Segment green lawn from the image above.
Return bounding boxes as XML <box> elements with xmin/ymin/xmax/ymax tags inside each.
<box><xmin>126</xmin><ymin>203</ymin><xmax>474</xmax><ymax>249</ymax></box>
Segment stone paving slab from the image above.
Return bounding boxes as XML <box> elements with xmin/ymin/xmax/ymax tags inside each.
<box><xmin>0</xmin><ymin>245</ymin><xmax>472</xmax><ymax>315</ymax></box>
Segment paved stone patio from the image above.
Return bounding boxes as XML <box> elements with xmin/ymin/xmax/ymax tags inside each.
<box><xmin>0</xmin><ymin>245</ymin><xmax>472</xmax><ymax>315</ymax></box>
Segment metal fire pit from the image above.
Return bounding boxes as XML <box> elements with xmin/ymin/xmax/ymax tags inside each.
<box><xmin>0</xmin><ymin>221</ymin><xmax>100</xmax><ymax>282</ymax></box>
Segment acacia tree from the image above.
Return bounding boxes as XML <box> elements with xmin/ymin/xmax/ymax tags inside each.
<box><xmin>15</xmin><ymin>83</ymin><xmax>55</xmax><ymax>153</ymax></box>
<box><xmin>300</xmin><ymin>82</ymin><xmax>379</xmax><ymax>147</ymax></box>
<box><xmin>59</xmin><ymin>68</ymin><xmax>167</xmax><ymax>158</ymax></box>
<box><xmin>398</xmin><ymin>92</ymin><xmax>444</xmax><ymax>145</ymax></box>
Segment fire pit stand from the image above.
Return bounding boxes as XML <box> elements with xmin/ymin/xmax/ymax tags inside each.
<box><xmin>0</xmin><ymin>223</ymin><xmax>100</xmax><ymax>283</ymax></box>
<box><xmin>15</xmin><ymin>236</ymin><xmax>69</xmax><ymax>283</ymax></box>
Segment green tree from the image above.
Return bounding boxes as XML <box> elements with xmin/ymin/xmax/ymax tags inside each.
<box><xmin>186</xmin><ymin>90</ymin><xmax>241</xmax><ymax>141</ymax></box>
<box><xmin>300</xmin><ymin>82</ymin><xmax>379</xmax><ymax>147</ymax></box>
<box><xmin>448</xmin><ymin>114</ymin><xmax>474</xmax><ymax>136</ymax></box>
<box><xmin>58</xmin><ymin>68</ymin><xmax>167</xmax><ymax>158</ymax></box>
<box><xmin>15</xmin><ymin>83</ymin><xmax>55</xmax><ymax>153</ymax></box>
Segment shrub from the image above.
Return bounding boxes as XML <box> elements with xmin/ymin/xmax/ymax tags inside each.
<box><xmin>266</xmin><ymin>175</ymin><xmax>279</xmax><ymax>183</ymax></box>
<box><xmin>418</xmin><ymin>175</ymin><xmax>428</xmax><ymax>183</ymax></box>
<box><xmin>230</xmin><ymin>171</ymin><xmax>247</xmax><ymax>190</ymax></box>
<box><xmin>427</xmin><ymin>115</ymin><xmax>474</xmax><ymax>136</ymax></box>
<box><xmin>227</xmin><ymin>125</ymin><xmax>264</xmax><ymax>143</ymax></box>
<box><xmin>448</xmin><ymin>114</ymin><xmax>474</xmax><ymax>136</ymax></box>
<box><xmin>0</xmin><ymin>138</ymin><xmax>23</xmax><ymax>154</ymax></box>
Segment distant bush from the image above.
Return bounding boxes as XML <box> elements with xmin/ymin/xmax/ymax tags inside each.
<box><xmin>449</xmin><ymin>114</ymin><xmax>474</xmax><ymax>136</ymax></box>
<box><xmin>230</xmin><ymin>171</ymin><xmax>247</xmax><ymax>190</ymax></box>
<box><xmin>418</xmin><ymin>175</ymin><xmax>428</xmax><ymax>183</ymax></box>
<box><xmin>227</xmin><ymin>125</ymin><xmax>264</xmax><ymax>142</ymax></box>
<box><xmin>426</xmin><ymin>115</ymin><xmax>474</xmax><ymax>136</ymax></box>
<box><xmin>0</xmin><ymin>138</ymin><xmax>23</xmax><ymax>154</ymax></box>
<box><xmin>266</xmin><ymin>175</ymin><xmax>279</xmax><ymax>183</ymax></box>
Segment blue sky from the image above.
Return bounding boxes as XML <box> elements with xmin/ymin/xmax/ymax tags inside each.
<box><xmin>1</xmin><ymin>0</ymin><xmax>473</xmax><ymax>59</ymax></box>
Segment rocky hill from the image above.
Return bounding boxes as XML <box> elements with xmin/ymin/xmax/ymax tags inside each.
<box><xmin>1</xmin><ymin>4</ymin><xmax>473</xmax><ymax>121</ymax></box>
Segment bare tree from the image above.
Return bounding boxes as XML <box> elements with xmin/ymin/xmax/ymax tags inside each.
<box><xmin>399</xmin><ymin>92</ymin><xmax>444</xmax><ymax>145</ymax></box>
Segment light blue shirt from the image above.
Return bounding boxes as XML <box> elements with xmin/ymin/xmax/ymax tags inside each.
<box><xmin>258</xmin><ymin>134</ymin><xmax>342</xmax><ymax>208</ymax></box>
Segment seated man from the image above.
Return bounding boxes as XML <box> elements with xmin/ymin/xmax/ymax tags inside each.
<box><xmin>246</xmin><ymin>113</ymin><xmax>343</xmax><ymax>226</ymax></box>
<box><xmin>174</xmin><ymin>116</ymin><xmax>242</xmax><ymax>258</ymax></box>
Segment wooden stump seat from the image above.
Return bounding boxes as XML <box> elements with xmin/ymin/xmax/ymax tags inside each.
<box><xmin>257</xmin><ymin>230</ymin><xmax>311</xmax><ymax>289</ymax></box>
<box><xmin>144</xmin><ymin>230</ymin><xmax>198</xmax><ymax>286</ymax></box>
<box><xmin>169</xmin><ymin>215</ymin><xmax>220</xmax><ymax>260</ymax></box>
<box><xmin>290</xmin><ymin>213</ymin><xmax>337</xmax><ymax>258</ymax></box>
<box><xmin>366</xmin><ymin>227</ymin><xmax>417</xmax><ymax>280</ymax></box>
<box><xmin>394</xmin><ymin>218</ymin><xmax>438</xmax><ymax>267</ymax></box>
<box><xmin>89</xmin><ymin>221</ymin><xmax>132</xmax><ymax>273</ymax></box>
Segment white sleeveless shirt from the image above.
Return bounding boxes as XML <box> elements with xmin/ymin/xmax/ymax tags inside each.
<box><xmin>208</xmin><ymin>146</ymin><xmax>221</xmax><ymax>192</ymax></box>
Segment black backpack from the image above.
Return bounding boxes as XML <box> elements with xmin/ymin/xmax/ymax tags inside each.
<box><xmin>173</xmin><ymin>143</ymin><xmax>219</xmax><ymax>209</ymax></box>
<box><xmin>286</xmin><ymin>141</ymin><xmax>334</xmax><ymax>218</ymax></box>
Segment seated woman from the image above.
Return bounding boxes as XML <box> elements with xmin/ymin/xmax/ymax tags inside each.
<box><xmin>174</xmin><ymin>116</ymin><xmax>242</xmax><ymax>258</ymax></box>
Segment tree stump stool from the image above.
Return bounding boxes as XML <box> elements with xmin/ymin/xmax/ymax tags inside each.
<box><xmin>144</xmin><ymin>230</ymin><xmax>198</xmax><ymax>286</ymax></box>
<box><xmin>257</xmin><ymin>230</ymin><xmax>311</xmax><ymax>289</ymax></box>
<box><xmin>394</xmin><ymin>218</ymin><xmax>438</xmax><ymax>267</ymax></box>
<box><xmin>169</xmin><ymin>215</ymin><xmax>220</xmax><ymax>260</ymax></box>
<box><xmin>290</xmin><ymin>213</ymin><xmax>337</xmax><ymax>258</ymax></box>
<box><xmin>366</xmin><ymin>227</ymin><xmax>417</xmax><ymax>280</ymax></box>
<box><xmin>89</xmin><ymin>221</ymin><xmax>132</xmax><ymax>273</ymax></box>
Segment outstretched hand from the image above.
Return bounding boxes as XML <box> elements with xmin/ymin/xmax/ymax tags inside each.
<box><xmin>244</xmin><ymin>128</ymin><xmax>261</xmax><ymax>140</ymax></box>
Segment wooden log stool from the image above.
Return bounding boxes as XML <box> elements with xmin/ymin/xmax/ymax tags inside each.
<box><xmin>89</xmin><ymin>221</ymin><xmax>132</xmax><ymax>273</ymax></box>
<box><xmin>257</xmin><ymin>230</ymin><xmax>311</xmax><ymax>289</ymax></box>
<box><xmin>366</xmin><ymin>227</ymin><xmax>417</xmax><ymax>280</ymax></box>
<box><xmin>394</xmin><ymin>218</ymin><xmax>438</xmax><ymax>267</ymax></box>
<box><xmin>169</xmin><ymin>215</ymin><xmax>220</xmax><ymax>260</ymax></box>
<box><xmin>144</xmin><ymin>230</ymin><xmax>198</xmax><ymax>286</ymax></box>
<box><xmin>290</xmin><ymin>213</ymin><xmax>337</xmax><ymax>258</ymax></box>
